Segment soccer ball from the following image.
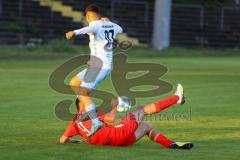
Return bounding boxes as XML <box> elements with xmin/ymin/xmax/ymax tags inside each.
<box><xmin>117</xmin><ymin>96</ymin><xmax>132</xmax><ymax>112</ymax></box>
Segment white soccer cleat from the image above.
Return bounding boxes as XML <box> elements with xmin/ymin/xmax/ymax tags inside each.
<box><xmin>174</xmin><ymin>84</ymin><xmax>185</xmax><ymax>104</ymax></box>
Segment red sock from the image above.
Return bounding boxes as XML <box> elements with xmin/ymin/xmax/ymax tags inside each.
<box><xmin>154</xmin><ymin>134</ymin><xmax>173</xmax><ymax>148</ymax></box>
<box><xmin>154</xmin><ymin>96</ymin><xmax>179</xmax><ymax>113</ymax></box>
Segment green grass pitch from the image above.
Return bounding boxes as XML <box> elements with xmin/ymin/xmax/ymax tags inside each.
<box><xmin>0</xmin><ymin>53</ymin><xmax>239</xmax><ymax>160</ymax></box>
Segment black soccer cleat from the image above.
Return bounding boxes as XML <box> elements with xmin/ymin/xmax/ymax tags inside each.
<box><xmin>169</xmin><ymin>142</ymin><xmax>194</xmax><ymax>150</ymax></box>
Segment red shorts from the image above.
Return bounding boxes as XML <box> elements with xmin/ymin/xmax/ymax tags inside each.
<box><xmin>88</xmin><ymin>113</ymin><xmax>139</xmax><ymax>146</ymax></box>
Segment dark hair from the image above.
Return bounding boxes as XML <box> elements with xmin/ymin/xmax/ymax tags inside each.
<box><xmin>75</xmin><ymin>98</ymin><xmax>80</xmax><ymax>111</ymax></box>
<box><xmin>85</xmin><ymin>4</ymin><xmax>100</xmax><ymax>14</ymax></box>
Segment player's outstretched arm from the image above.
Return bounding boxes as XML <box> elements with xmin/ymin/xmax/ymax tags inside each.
<box><xmin>59</xmin><ymin>135</ymin><xmax>70</xmax><ymax>144</ymax></box>
<box><xmin>65</xmin><ymin>25</ymin><xmax>97</xmax><ymax>40</ymax></box>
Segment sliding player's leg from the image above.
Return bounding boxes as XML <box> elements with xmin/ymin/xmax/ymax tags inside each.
<box><xmin>134</xmin><ymin>122</ymin><xmax>193</xmax><ymax>149</ymax></box>
<box><xmin>143</xmin><ymin>84</ymin><xmax>185</xmax><ymax>115</ymax></box>
<box><xmin>134</xmin><ymin>122</ymin><xmax>173</xmax><ymax>147</ymax></box>
<box><xmin>130</xmin><ymin>84</ymin><xmax>185</xmax><ymax>123</ymax></box>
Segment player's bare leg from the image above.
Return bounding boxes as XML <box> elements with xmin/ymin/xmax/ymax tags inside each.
<box><xmin>70</xmin><ymin>76</ymin><xmax>89</xmax><ymax>120</ymax></box>
<box><xmin>70</xmin><ymin>76</ymin><xmax>103</xmax><ymax>137</ymax></box>
<box><xmin>134</xmin><ymin>122</ymin><xmax>193</xmax><ymax>149</ymax></box>
<box><xmin>70</xmin><ymin>76</ymin><xmax>84</xmax><ymax>110</ymax></box>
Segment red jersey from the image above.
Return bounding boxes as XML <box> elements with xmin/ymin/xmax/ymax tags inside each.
<box><xmin>64</xmin><ymin>113</ymin><xmax>138</xmax><ymax>146</ymax></box>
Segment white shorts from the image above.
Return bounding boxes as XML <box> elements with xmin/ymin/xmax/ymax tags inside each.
<box><xmin>76</xmin><ymin>66</ymin><xmax>111</xmax><ymax>90</ymax></box>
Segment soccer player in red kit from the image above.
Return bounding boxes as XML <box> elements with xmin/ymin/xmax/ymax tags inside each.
<box><xmin>59</xmin><ymin>84</ymin><xmax>194</xmax><ymax>149</ymax></box>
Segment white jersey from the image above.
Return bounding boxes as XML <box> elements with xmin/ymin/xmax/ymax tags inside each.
<box><xmin>74</xmin><ymin>20</ymin><xmax>123</xmax><ymax>69</ymax></box>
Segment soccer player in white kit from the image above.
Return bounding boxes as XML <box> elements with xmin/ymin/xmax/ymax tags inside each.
<box><xmin>66</xmin><ymin>4</ymin><xmax>123</xmax><ymax>137</ymax></box>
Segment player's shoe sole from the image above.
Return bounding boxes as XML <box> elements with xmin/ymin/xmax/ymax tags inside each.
<box><xmin>169</xmin><ymin>142</ymin><xmax>194</xmax><ymax>150</ymax></box>
<box><xmin>181</xmin><ymin>96</ymin><xmax>186</xmax><ymax>105</ymax></box>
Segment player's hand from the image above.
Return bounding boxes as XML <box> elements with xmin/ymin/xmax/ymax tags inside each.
<box><xmin>66</xmin><ymin>31</ymin><xmax>75</xmax><ymax>40</ymax></box>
